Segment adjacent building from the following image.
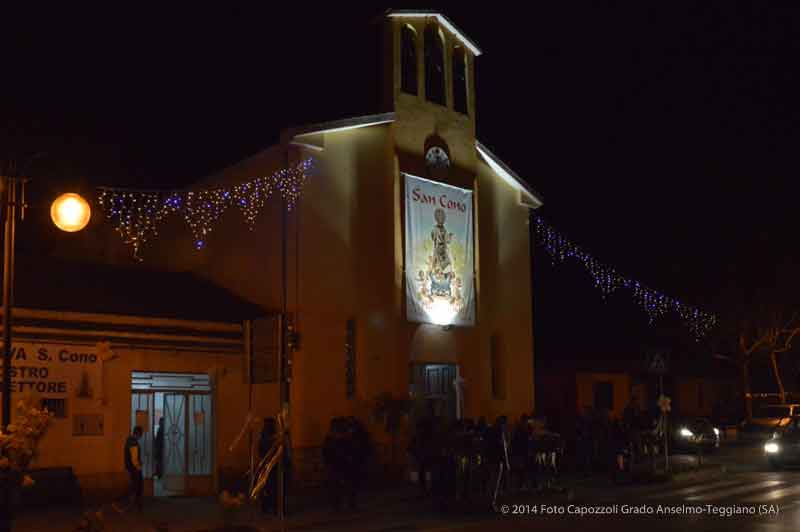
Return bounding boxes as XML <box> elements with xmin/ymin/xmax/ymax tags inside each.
<box><xmin>1</xmin><ymin>255</ymin><xmax>267</xmax><ymax>499</ymax></box>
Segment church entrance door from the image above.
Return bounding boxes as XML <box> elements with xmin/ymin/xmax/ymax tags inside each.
<box><xmin>410</xmin><ymin>363</ymin><xmax>459</xmax><ymax>421</ymax></box>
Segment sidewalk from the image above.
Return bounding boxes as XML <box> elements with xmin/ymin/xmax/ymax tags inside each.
<box><xmin>13</xmin><ymin>478</ymin><xmax>575</xmax><ymax>532</ymax></box>
<box><xmin>12</xmin><ymin>482</ymin><xmax>423</xmax><ymax>532</ymax></box>
<box><xmin>12</xmin><ymin>459</ymin><xmax>726</xmax><ymax>532</ymax></box>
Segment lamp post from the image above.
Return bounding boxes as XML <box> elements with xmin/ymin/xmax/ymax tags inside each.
<box><xmin>1</xmin><ymin>178</ymin><xmax>90</xmax><ymax>430</ymax></box>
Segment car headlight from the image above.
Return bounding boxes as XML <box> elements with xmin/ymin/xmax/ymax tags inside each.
<box><xmin>765</xmin><ymin>442</ymin><xmax>781</xmax><ymax>454</ymax></box>
<box><xmin>680</xmin><ymin>428</ymin><xmax>694</xmax><ymax>438</ymax></box>
<box><xmin>713</xmin><ymin>428</ymin><xmax>720</xmax><ymax>436</ymax></box>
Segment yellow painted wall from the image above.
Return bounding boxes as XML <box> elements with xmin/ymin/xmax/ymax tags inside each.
<box><xmin>5</xmin><ymin>340</ymin><xmax>271</xmax><ymax>498</ymax></box>
<box><xmin>143</xmin><ymin>16</ymin><xmax>537</xmax><ymax>474</ymax></box>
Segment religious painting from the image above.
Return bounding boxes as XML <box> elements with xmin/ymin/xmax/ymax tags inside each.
<box><xmin>404</xmin><ymin>174</ymin><xmax>475</xmax><ymax>326</ymax></box>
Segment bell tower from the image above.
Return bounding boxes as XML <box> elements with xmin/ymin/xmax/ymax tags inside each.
<box><xmin>381</xmin><ymin>10</ymin><xmax>481</xmax><ymax>172</ymax></box>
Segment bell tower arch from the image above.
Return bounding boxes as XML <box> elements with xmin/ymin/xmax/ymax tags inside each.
<box><xmin>381</xmin><ymin>10</ymin><xmax>482</xmax><ymax>173</ymax></box>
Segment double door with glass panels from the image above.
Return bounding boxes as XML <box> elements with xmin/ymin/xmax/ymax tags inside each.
<box><xmin>131</xmin><ymin>391</ymin><xmax>213</xmax><ymax>496</ymax></box>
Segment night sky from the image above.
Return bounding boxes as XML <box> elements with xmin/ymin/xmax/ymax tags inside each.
<box><xmin>3</xmin><ymin>5</ymin><xmax>799</xmax><ymax>371</ymax></box>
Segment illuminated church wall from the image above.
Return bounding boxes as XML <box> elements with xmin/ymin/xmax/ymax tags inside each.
<box><xmin>143</xmin><ymin>12</ymin><xmax>538</xmax><ymax>481</ymax></box>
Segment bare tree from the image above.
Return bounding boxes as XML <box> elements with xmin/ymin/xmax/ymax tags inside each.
<box><xmin>708</xmin><ymin>258</ymin><xmax>800</xmax><ymax>419</ymax></box>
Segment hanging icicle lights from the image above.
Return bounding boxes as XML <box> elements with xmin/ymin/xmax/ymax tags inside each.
<box><xmin>531</xmin><ymin>214</ymin><xmax>717</xmax><ymax>340</ymax></box>
<box><xmin>98</xmin><ymin>158</ymin><xmax>314</xmax><ymax>257</ymax></box>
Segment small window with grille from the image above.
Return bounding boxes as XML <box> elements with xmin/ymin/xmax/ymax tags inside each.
<box><xmin>41</xmin><ymin>398</ymin><xmax>67</xmax><ymax>418</ymax></box>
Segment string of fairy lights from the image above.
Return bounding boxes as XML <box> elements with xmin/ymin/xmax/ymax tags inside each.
<box><xmin>97</xmin><ymin>158</ymin><xmax>314</xmax><ymax>259</ymax></box>
<box><xmin>95</xmin><ymin>158</ymin><xmax>713</xmax><ymax>338</ymax></box>
<box><xmin>531</xmin><ymin>214</ymin><xmax>717</xmax><ymax>340</ymax></box>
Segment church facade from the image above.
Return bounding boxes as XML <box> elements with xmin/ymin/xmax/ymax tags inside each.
<box><xmin>146</xmin><ymin>9</ymin><xmax>543</xmax><ymax>481</ymax></box>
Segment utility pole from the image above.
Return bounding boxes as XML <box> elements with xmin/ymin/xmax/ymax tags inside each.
<box><xmin>1</xmin><ymin>176</ymin><xmax>17</xmax><ymax>431</ymax></box>
<box><xmin>660</xmin><ymin>375</ymin><xmax>670</xmax><ymax>472</ymax></box>
<box><xmin>277</xmin><ymin>148</ymin><xmax>290</xmax><ymax>524</ymax></box>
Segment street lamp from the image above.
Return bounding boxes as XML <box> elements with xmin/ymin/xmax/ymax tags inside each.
<box><xmin>50</xmin><ymin>193</ymin><xmax>91</xmax><ymax>232</ymax></box>
<box><xmin>1</xmin><ymin>176</ymin><xmax>91</xmax><ymax>430</ymax></box>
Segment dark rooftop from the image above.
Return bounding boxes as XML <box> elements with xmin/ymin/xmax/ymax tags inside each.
<box><xmin>12</xmin><ymin>254</ymin><xmax>267</xmax><ymax>323</ymax></box>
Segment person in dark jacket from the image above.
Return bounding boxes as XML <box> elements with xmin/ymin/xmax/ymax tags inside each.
<box><xmin>575</xmin><ymin>407</ymin><xmax>593</xmax><ymax>476</ymax></box>
<box><xmin>409</xmin><ymin>416</ymin><xmax>437</xmax><ymax>498</ymax></box>
<box><xmin>511</xmin><ymin>415</ymin><xmax>531</xmax><ymax>491</ymax></box>
<box><xmin>153</xmin><ymin>417</ymin><xmax>165</xmax><ymax>480</ymax></box>
<box><xmin>323</xmin><ymin>417</ymin><xmax>351</xmax><ymax>511</ymax></box>
<box><xmin>609</xmin><ymin>420</ymin><xmax>629</xmax><ymax>477</ymax></box>
<box><xmin>258</xmin><ymin>417</ymin><xmax>290</xmax><ymax>516</ymax></box>
<box><xmin>487</xmin><ymin>416</ymin><xmax>509</xmax><ymax>502</ymax></box>
<box><xmin>113</xmin><ymin>426</ymin><xmax>143</xmax><ymax>513</ymax></box>
<box><xmin>345</xmin><ymin>417</ymin><xmax>372</xmax><ymax>510</ymax></box>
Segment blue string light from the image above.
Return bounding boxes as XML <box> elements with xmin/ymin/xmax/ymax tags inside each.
<box><xmin>532</xmin><ymin>214</ymin><xmax>717</xmax><ymax>340</ymax></box>
<box><xmin>98</xmin><ymin>158</ymin><xmax>315</xmax><ymax>259</ymax></box>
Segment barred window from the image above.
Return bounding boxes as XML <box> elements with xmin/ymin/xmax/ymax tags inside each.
<box><xmin>41</xmin><ymin>398</ymin><xmax>67</xmax><ymax>418</ymax></box>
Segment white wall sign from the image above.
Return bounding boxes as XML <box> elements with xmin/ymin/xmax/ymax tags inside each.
<box><xmin>404</xmin><ymin>174</ymin><xmax>475</xmax><ymax>326</ymax></box>
<box><xmin>0</xmin><ymin>343</ymin><xmax>101</xmax><ymax>398</ymax></box>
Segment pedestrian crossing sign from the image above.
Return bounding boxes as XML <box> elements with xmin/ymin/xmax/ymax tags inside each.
<box><xmin>658</xmin><ymin>394</ymin><xmax>672</xmax><ymax>413</ymax></box>
<box><xmin>646</xmin><ymin>350</ymin><xmax>669</xmax><ymax>374</ymax></box>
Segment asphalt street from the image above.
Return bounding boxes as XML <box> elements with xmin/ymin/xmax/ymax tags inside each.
<box><xmin>11</xmin><ymin>442</ymin><xmax>790</xmax><ymax>531</ymax></box>
<box><xmin>312</xmin><ymin>443</ymin><xmax>800</xmax><ymax>532</ymax></box>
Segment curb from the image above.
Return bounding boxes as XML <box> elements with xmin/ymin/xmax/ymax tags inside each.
<box><xmin>626</xmin><ymin>464</ymin><xmax>727</xmax><ymax>485</ymax></box>
<box><xmin>667</xmin><ymin>464</ymin><xmax>727</xmax><ymax>484</ymax></box>
<box><xmin>568</xmin><ymin>464</ymin><xmax>728</xmax><ymax>494</ymax></box>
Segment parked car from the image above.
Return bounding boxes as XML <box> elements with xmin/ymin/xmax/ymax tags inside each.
<box><xmin>741</xmin><ymin>404</ymin><xmax>800</xmax><ymax>441</ymax></box>
<box><xmin>671</xmin><ymin>417</ymin><xmax>720</xmax><ymax>452</ymax></box>
<box><xmin>764</xmin><ymin>417</ymin><xmax>800</xmax><ymax>469</ymax></box>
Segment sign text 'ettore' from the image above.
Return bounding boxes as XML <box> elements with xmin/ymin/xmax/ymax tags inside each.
<box><xmin>0</xmin><ymin>343</ymin><xmax>101</xmax><ymax>397</ymax></box>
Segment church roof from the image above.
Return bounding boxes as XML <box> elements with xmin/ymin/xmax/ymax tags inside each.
<box><xmin>283</xmin><ymin>113</ymin><xmax>544</xmax><ymax>209</ymax></box>
<box><xmin>287</xmin><ymin>112</ymin><xmax>396</xmax><ymax>140</ymax></box>
<box><xmin>476</xmin><ymin>141</ymin><xmax>544</xmax><ymax>208</ymax></box>
<box><xmin>385</xmin><ymin>10</ymin><xmax>482</xmax><ymax>56</ymax></box>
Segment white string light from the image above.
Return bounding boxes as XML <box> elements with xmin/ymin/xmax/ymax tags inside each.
<box><xmin>532</xmin><ymin>214</ymin><xmax>717</xmax><ymax>340</ymax></box>
<box><xmin>98</xmin><ymin>158</ymin><xmax>314</xmax><ymax>259</ymax></box>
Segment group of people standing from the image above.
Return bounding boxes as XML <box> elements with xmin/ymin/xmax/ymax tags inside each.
<box><xmin>575</xmin><ymin>400</ymin><xmax>661</xmax><ymax>476</ymax></box>
<box><xmin>321</xmin><ymin>416</ymin><xmax>373</xmax><ymax>511</ymax></box>
<box><xmin>408</xmin><ymin>414</ymin><xmax>564</xmax><ymax>507</ymax></box>
<box><xmin>115</xmin><ymin>411</ymin><xmax>568</xmax><ymax>516</ymax></box>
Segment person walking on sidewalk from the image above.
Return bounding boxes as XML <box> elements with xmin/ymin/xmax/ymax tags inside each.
<box><xmin>153</xmin><ymin>417</ymin><xmax>165</xmax><ymax>480</ymax></box>
<box><xmin>113</xmin><ymin>426</ymin><xmax>144</xmax><ymax>513</ymax></box>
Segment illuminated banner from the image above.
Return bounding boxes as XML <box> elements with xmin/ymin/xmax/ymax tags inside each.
<box><xmin>405</xmin><ymin>174</ymin><xmax>475</xmax><ymax>326</ymax></box>
<box><xmin>0</xmin><ymin>343</ymin><xmax>101</xmax><ymax>397</ymax></box>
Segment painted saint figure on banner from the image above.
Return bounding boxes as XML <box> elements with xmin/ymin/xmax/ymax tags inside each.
<box><xmin>414</xmin><ymin>208</ymin><xmax>465</xmax><ymax>323</ymax></box>
<box><xmin>430</xmin><ymin>208</ymin><xmax>454</xmax><ymax>297</ymax></box>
